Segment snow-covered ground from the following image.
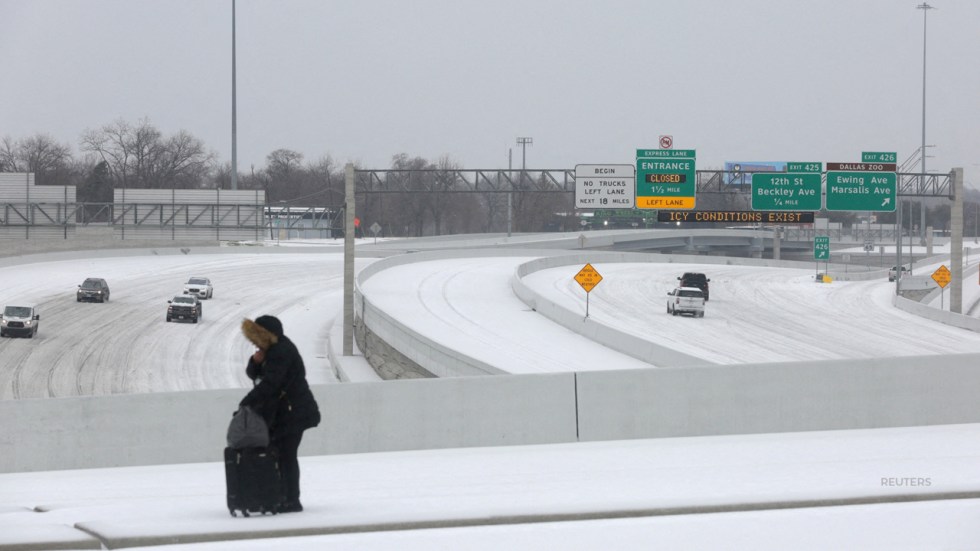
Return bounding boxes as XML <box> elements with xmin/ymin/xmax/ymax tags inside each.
<box><xmin>3</xmin><ymin>423</ymin><xmax>980</xmax><ymax>550</ymax></box>
<box><xmin>3</xmin><ymin>238</ymin><xmax>980</xmax><ymax>548</ymax></box>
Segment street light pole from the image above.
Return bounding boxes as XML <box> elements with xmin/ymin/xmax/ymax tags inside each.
<box><xmin>507</xmin><ymin>148</ymin><xmax>512</xmax><ymax>237</ymax></box>
<box><xmin>231</xmin><ymin>0</ymin><xmax>238</xmax><ymax>190</ymax></box>
<box><xmin>916</xmin><ymin>2</ymin><xmax>935</xmax><ymax>243</ymax></box>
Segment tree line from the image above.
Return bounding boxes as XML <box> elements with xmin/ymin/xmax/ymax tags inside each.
<box><xmin>1</xmin><ymin>118</ymin><xmax>971</xmax><ymax>236</ymax></box>
<box><xmin>0</xmin><ymin>118</ymin><xmax>573</xmax><ymax>236</ymax></box>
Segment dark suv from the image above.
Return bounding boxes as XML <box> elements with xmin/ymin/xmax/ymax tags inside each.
<box><xmin>77</xmin><ymin>278</ymin><xmax>110</xmax><ymax>303</ymax></box>
<box><xmin>677</xmin><ymin>272</ymin><xmax>710</xmax><ymax>301</ymax></box>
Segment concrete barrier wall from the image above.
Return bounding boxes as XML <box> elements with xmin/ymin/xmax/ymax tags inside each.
<box><xmin>0</xmin><ymin>373</ymin><xmax>578</xmax><ymax>473</ymax></box>
<box><xmin>0</xmin><ymin>243</ymin><xmax>337</xmax><ymax>268</ymax></box>
<box><xmin>356</xmin><ymin>248</ymin><xmax>835</xmax><ymax>376</ymax></box>
<box><xmin>510</xmin><ymin>252</ymin><xmax>713</xmax><ymax>368</ymax></box>
<box><xmin>6</xmin><ymin>353</ymin><xmax>980</xmax><ymax>473</ymax></box>
<box><xmin>355</xmin><ymin>247</ymin><xmax>964</xmax><ymax>375</ymax></box>
<box><xmin>509</xmin><ymin>251</ymin><xmax>833</xmax><ymax>367</ymax></box>
<box><xmin>576</xmin><ymin>354</ymin><xmax>980</xmax><ymax>441</ymax></box>
<box><xmin>895</xmin><ymin>295</ymin><xmax>980</xmax><ymax>333</ymax></box>
<box><xmin>893</xmin><ymin>261</ymin><xmax>980</xmax><ymax>332</ymax></box>
<box><xmin>354</xmin><ymin>249</ymin><xmax>571</xmax><ymax>378</ymax></box>
<box><xmin>0</xmin><ymin>239</ymin><xmax>221</xmax><ymax>258</ymax></box>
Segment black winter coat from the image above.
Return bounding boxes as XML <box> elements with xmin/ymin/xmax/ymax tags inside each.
<box><xmin>239</xmin><ymin>323</ymin><xmax>320</xmax><ymax>439</ymax></box>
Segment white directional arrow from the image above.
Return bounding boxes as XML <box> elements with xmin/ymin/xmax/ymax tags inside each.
<box><xmin>881</xmin><ymin>197</ymin><xmax>891</xmax><ymax>207</ymax></box>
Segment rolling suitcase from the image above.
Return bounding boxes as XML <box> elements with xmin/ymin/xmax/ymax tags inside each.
<box><xmin>224</xmin><ymin>446</ymin><xmax>284</xmax><ymax>517</ymax></box>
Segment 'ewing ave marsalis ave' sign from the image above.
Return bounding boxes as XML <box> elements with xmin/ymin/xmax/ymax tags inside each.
<box><xmin>575</xmin><ymin>165</ymin><xmax>636</xmax><ymax>209</ymax></box>
<box><xmin>825</xmin><ymin>162</ymin><xmax>896</xmax><ymax>212</ymax></box>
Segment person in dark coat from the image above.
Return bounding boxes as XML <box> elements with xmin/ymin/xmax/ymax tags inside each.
<box><xmin>240</xmin><ymin>315</ymin><xmax>321</xmax><ymax>513</ymax></box>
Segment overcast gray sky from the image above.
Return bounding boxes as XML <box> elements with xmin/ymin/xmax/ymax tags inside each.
<box><xmin>2</xmin><ymin>0</ymin><xmax>978</xmax><ymax>185</ymax></box>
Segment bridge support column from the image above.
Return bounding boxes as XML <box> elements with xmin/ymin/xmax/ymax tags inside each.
<box><xmin>951</xmin><ymin>168</ymin><xmax>964</xmax><ymax>314</ymax></box>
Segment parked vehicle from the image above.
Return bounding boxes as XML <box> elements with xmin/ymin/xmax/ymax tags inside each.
<box><xmin>888</xmin><ymin>265</ymin><xmax>909</xmax><ymax>282</ymax></box>
<box><xmin>677</xmin><ymin>272</ymin><xmax>710</xmax><ymax>301</ymax></box>
<box><xmin>167</xmin><ymin>295</ymin><xmax>202</xmax><ymax>323</ymax></box>
<box><xmin>0</xmin><ymin>305</ymin><xmax>39</xmax><ymax>338</ymax></box>
<box><xmin>667</xmin><ymin>287</ymin><xmax>706</xmax><ymax>317</ymax></box>
<box><xmin>183</xmin><ymin>277</ymin><xmax>213</xmax><ymax>299</ymax></box>
<box><xmin>77</xmin><ymin>278</ymin><xmax>110</xmax><ymax>303</ymax></box>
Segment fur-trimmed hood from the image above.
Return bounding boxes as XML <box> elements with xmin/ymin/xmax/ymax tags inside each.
<box><xmin>242</xmin><ymin>318</ymin><xmax>278</xmax><ymax>350</ymax></box>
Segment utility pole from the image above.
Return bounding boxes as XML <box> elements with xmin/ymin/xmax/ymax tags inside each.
<box><xmin>916</xmin><ymin>2</ymin><xmax>935</xmax><ymax>244</ymax></box>
<box><xmin>517</xmin><ymin>137</ymin><xmax>533</xmax><ymax>173</ymax></box>
<box><xmin>231</xmin><ymin>0</ymin><xmax>238</xmax><ymax>190</ymax></box>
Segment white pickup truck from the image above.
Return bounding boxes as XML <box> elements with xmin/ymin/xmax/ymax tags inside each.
<box><xmin>666</xmin><ymin>287</ymin><xmax>706</xmax><ymax>318</ymax></box>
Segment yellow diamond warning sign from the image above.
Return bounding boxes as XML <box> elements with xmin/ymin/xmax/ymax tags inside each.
<box><xmin>574</xmin><ymin>263</ymin><xmax>603</xmax><ymax>293</ymax></box>
<box><xmin>932</xmin><ymin>265</ymin><xmax>951</xmax><ymax>289</ymax></box>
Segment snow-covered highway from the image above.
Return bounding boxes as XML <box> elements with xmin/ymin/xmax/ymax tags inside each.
<box><xmin>0</xmin><ymin>251</ymin><xmax>351</xmax><ymax>400</ymax></box>
<box><xmin>3</xmin><ymin>241</ymin><xmax>980</xmax><ymax>400</ymax></box>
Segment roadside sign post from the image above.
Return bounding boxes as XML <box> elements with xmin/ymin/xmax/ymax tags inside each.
<box><xmin>814</xmin><ymin>236</ymin><xmax>830</xmax><ymax>281</ymax></box>
<box><xmin>574</xmin><ymin>263</ymin><xmax>603</xmax><ymax>318</ymax></box>
<box><xmin>932</xmin><ymin>264</ymin><xmax>951</xmax><ymax>310</ymax></box>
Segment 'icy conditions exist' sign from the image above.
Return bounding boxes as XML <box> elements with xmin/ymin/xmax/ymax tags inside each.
<box><xmin>575</xmin><ymin>164</ymin><xmax>635</xmax><ymax>209</ymax></box>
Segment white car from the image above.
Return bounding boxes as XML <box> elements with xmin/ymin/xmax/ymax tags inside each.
<box><xmin>183</xmin><ymin>277</ymin><xmax>213</xmax><ymax>299</ymax></box>
<box><xmin>667</xmin><ymin>287</ymin><xmax>706</xmax><ymax>318</ymax></box>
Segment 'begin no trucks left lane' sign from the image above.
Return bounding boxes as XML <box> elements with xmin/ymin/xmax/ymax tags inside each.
<box><xmin>575</xmin><ymin>164</ymin><xmax>635</xmax><ymax>209</ymax></box>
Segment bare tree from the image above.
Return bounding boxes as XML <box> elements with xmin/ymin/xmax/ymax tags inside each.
<box><xmin>152</xmin><ymin>130</ymin><xmax>214</xmax><ymax>189</ymax></box>
<box><xmin>0</xmin><ymin>134</ymin><xmax>73</xmax><ymax>185</ymax></box>
<box><xmin>387</xmin><ymin>154</ymin><xmax>435</xmax><ymax>236</ymax></box>
<box><xmin>264</xmin><ymin>149</ymin><xmax>304</xmax><ymax>202</ymax></box>
<box><xmin>80</xmin><ymin>118</ymin><xmax>213</xmax><ymax>189</ymax></box>
<box><xmin>512</xmin><ymin>173</ymin><xmax>571</xmax><ymax>232</ymax></box>
<box><xmin>305</xmin><ymin>155</ymin><xmax>341</xmax><ymax>207</ymax></box>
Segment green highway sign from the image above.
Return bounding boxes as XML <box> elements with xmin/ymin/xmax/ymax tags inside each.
<box><xmin>636</xmin><ymin>149</ymin><xmax>696</xmax><ymax>159</ymax></box>
<box><xmin>751</xmin><ymin>173</ymin><xmax>822</xmax><ymax>210</ymax></box>
<box><xmin>861</xmin><ymin>151</ymin><xmax>897</xmax><ymax>163</ymax></box>
<box><xmin>814</xmin><ymin>236</ymin><xmax>830</xmax><ymax>260</ymax></box>
<box><xmin>786</xmin><ymin>162</ymin><xmax>822</xmax><ymax>173</ymax></box>
<box><xmin>636</xmin><ymin>150</ymin><xmax>696</xmax><ymax>209</ymax></box>
<box><xmin>825</xmin><ymin>171</ymin><xmax>896</xmax><ymax>212</ymax></box>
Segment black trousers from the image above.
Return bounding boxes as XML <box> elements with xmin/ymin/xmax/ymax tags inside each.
<box><xmin>274</xmin><ymin>431</ymin><xmax>304</xmax><ymax>503</ymax></box>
